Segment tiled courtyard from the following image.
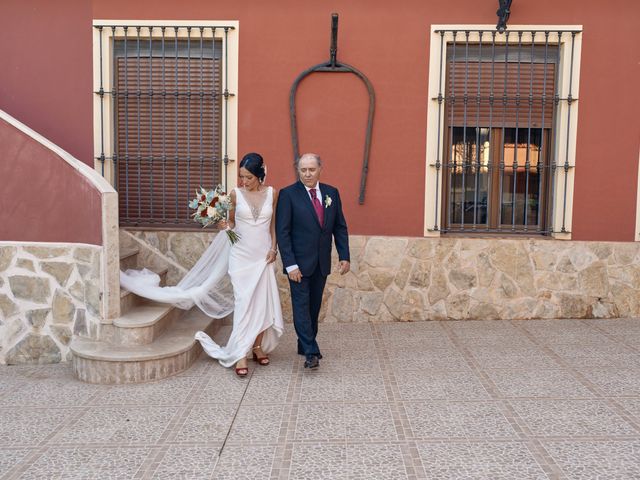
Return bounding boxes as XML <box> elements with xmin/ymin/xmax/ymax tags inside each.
<box><xmin>2</xmin><ymin>318</ymin><xmax>640</xmax><ymax>479</ymax></box>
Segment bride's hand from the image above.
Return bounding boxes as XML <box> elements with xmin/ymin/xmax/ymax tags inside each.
<box><xmin>216</xmin><ymin>219</ymin><xmax>229</xmax><ymax>230</ymax></box>
<box><xmin>266</xmin><ymin>249</ymin><xmax>277</xmax><ymax>264</ymax></box>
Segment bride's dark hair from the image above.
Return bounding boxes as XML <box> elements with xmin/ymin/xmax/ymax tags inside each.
<box><xmin>240</xmin><ymin>152</ymin><xmax>266</xmax><ymax>182</ymax></box>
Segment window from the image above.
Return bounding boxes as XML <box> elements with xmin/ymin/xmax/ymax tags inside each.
<box><xmin>424</xmin><ymin>27</ymin><xmax>581</xmax><ymax>237</ymax></box>
<box><xmin>93</xmin><ymin>22</ymin><xmax>238</xmax><ymax>228</ymax></box>
<box><xmin>446</xmin><ymin>126</ymin><xmax>550</xmax><ymax>229</ymax></box>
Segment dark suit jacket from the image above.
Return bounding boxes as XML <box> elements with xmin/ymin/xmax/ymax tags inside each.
<box><xmin>276</xmin><ymin>181</ymin><xmax>350</xmax><ymax>277</ymax></box>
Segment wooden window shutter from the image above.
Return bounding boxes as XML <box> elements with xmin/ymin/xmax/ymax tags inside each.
<box><xmin>445</xmin><ymin>44</ymin><xmax>557</xmax><ymax>128</ymax></box>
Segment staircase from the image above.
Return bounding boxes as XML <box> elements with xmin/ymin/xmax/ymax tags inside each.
<box><xmin>70</xmin><ymin>245</ymin><xmax>225</xmax><ymax>384</ymax></box>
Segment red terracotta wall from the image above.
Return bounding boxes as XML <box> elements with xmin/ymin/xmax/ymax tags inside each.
<box><xmin>1</xmin><ymin>0</ymin><xmax>638</xmax><ymax>240</ymax></box>
<box><xmin>568</xmin><ymin>6</ymin><xmax>640</xmax><ymax>241</ymax></box>
<box><xmin>0</xmin><ymin>119</ymin><xmax>102</xmax><ymax>244</ymax></box>
<box><xmin>0</xmin><ymin>0</ymin><xmax>93</xmax><ymax>163</ymax></box>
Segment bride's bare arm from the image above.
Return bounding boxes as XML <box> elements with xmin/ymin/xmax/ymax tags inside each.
<box><xmin>270</xmin><ymin>189</ymin><xmax>278</xmax><ymax>249</ymax></box>
<box><xmin>266</xmin><ymin>189</ymin><xmax>279</xmax><ymax>264</ymax></box>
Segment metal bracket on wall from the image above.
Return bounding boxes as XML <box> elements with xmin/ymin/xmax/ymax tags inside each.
<box><xmin>496</xmin><ymin>0</ymin><xmax>513</xmax><ymax>33</ymax></box>
<box><xmin>289</xmin><ymin>13</ymin><xmax>376</xmax><ymax>204</ymax></box>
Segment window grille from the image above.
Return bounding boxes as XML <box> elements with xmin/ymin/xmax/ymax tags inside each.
<box><xmin>94</xmin><ymin>24</ymin><xmax>235</xmax><ymax>228</ymax></box>
<box><xmin>430</xmin><ymin>29</ymin><xmax>580</xmax><ymax>235</ymax></box>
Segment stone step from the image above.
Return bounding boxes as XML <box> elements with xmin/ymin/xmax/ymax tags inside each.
<box><xmin>113</xmin><ymin>303</ymin><xmax>181</xmax><ymax>346</ymax></box>
<box><xmin>70</xmin><ymin>309</ymin><xmax>223</xmax><ymax>384</ymax></box>
<box><xmin>119</xmin><ymin>267</ymin><xmax>169</xmax><ymax>315</ymax></box>
<box><xmin>119</xmin><ymin>246</ymin><xmax>139</xmax><ymax>271</ymax></box>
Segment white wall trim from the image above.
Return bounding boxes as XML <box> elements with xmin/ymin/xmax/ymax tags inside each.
<box><xmin>91</xmin><ymin>19</ymin><xmax>239</xmax><ymax>191</ymax></box>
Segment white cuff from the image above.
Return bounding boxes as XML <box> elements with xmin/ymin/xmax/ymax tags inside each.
<box><xmin>286</xmin><ymin>264</ymin><xmax>300</xmax><ymax>273</ymax></box>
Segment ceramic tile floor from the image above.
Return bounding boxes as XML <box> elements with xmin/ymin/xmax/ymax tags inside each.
<box><xmin>2</xmin><ymin>318</ymin><xmax>640</xmax><ymax>479</ymax></box>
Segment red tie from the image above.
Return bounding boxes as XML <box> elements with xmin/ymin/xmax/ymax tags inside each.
<box><xmin>309</xmin><ymin>188</ymin><xmax>324</xmax><ymax>226</ymax></box>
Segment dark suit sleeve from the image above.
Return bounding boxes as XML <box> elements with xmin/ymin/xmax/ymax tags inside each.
<box><xmin>275</xmin><ymin>188</ymin><xmax>297</xmax><ymax>270</ymax></box>
<box><xmin>332</xmin><ymin>189</ymin><xmax>350</xmax><ymax>262</ymax></box>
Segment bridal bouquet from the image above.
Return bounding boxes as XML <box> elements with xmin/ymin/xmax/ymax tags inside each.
<box><xmin>189</xmin><ymin>186</ymin><xmax>240</xmax><ymax>244</ymax></box>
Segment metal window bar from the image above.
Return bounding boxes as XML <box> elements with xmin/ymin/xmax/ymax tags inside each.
<box><xmin>94</xmin><ymin>24</ymin><xmax>235</xmax><ymax>228</ymax></box>
<box><xmin>98</xmin><ymin>27</ymin><xmax>105</xmax><ymax>176</ymax></box>
<box><xmin>511</xmin><ymin>31</ymin><xmax>521</xmax><ymax>230</ymax></box>
<box><xmin>123</xmin><ymin>27</ymin><xmax>130</xmax><ymax>222</ymax></box>
<box><xmin>432</xmin><ymin>28</ymin><xmax>580</xmax><ymax>235</ymax></box>
<box><xmin>136</xmin><ymin>27</ymin><xmax>142</xmax><ymax>223</ymax></box>
<box><xmin>460</xmin><ymin>31</ymin><xmax>469</xmax><ymax>231</ymax></box>
<box><xmin>148</xmin><ymin>28</ymin><xmax>154</xmax><ymax>220</ymax></box>
<box><xmin>486</xmin><ymin>32</ymin><xmax>497</xmax><ymax>231</ymax></box>
<box><xmin>524</xmin><ymin>35</ymin><xmax>534</xmax><ymax>230</ymax></box>
<box><xmin>186</xmin><ymin>27</ymin><xmax>191</xmax><ymax>222</ymax></box>
<box><xmin>447</xmin><ymin>31</ymin><xmax>458</xmax><ymax>231</ymax></box>
<box><xmin>110</xmin><ymin>26</ymin><xmax>118</xmax><ymax>183</ymax></box>
<box><xmin>223</xmin><ymin>27</ymin><xmax>230</xmax><ymax>190</ymax></box>
<box><xmin>472</xmin><ymin>32</ymin><xmax>483</xmax><ymax>229</ymax></box>
<box><xmin>537</xmin><ymin>32</ymin><xmax>550</xmax><ymax>229</ymax></box>
<box><xmin>174</xmin><ymin>28</ymin><xmax>179</xmax><ymax>222</ymax></box>
<box><xmin>161</xmin><ymin>27</ymin><xmax>166</xmax><ymax>221</ymax></box>
<box><xmin>199</xmin><ymin>28</ymin><xmax>205</xmax><ymax>195</ymax></box>
<box><xmin>211</xmin><ymin>27</ymin><xmax>217</xmax><ymax>188</ymax></box>
<box><xmin>498</xmin><ymin>31</ymin><xmax>509</xmax><ymax>232</ymax></box>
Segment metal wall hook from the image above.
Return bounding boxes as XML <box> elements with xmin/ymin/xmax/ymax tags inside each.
<box><xmin>289</xmin><ymin>13</ymin><xmax>376</xmax><ymax>204</ymax></box>
<box><xmin>496</xmin><ymin>0</ymin><xmax>513</xmax><ymax>33</ymax></box>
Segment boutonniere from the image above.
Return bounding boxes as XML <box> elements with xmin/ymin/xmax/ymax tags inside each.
<box><xmin>324</xmin><ymin>195</ymin><xmax>332</xmax><ymax>208</ymax></box>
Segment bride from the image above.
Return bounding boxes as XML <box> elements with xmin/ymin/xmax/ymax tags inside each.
<box><xmin>120</xmin><ymin>152</ymin><xmax>284</xmax><ymax>376</ymax></box>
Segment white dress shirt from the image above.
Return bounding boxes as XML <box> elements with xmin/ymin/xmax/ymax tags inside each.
<box><xmin>285</xmin><ymin>183</ymin><xmax>322</xmax><ymax>274</ymax></box>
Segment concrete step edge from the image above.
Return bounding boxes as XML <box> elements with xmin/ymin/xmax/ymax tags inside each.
<box><xmin>113</xmin><ymin>304</ymin><xmax>175</xmax><ymax>329</ymax></box>
<box><xmin>70</xmin><ymin>310</ymin><xmax>220</xmax><ymax>362</ymax></box>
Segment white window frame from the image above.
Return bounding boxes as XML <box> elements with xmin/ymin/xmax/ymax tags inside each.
<box><xmin>423</xmin><ymin>24</ymin><xmax>582</xmax><ymax>239</ymax></box>
<box><xmin>91</xmin><ymin>20</ymin><xmax>239</xmax><ymax>192</ymax></box>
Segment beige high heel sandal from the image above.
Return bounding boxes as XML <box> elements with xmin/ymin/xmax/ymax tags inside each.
<box><xmin>252</xmin><ymin>345</ymin><xmax>270</xmax><ymax>366</ymax></box>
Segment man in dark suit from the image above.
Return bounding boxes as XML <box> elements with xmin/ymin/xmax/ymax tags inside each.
<box><xmin>276</xmin><ymin>153</ymin><xmax>350</xmax><ymax>369</ymax></box>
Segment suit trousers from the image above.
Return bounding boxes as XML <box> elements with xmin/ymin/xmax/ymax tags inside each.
<box><xmin>288</xmin><ymin>265</ymin><xmax>327</xmax><ymax>359</ymax></box>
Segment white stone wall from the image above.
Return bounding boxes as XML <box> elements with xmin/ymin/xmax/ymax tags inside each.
<box><xmin>0</xmin><ymin>243</ymin><xmax>102</xmax><ymax>364</ymax></box>
<box><xmin>126</xmin><ymin>230</ymin><xmax>640</xmax><ymax>323</ymax></box>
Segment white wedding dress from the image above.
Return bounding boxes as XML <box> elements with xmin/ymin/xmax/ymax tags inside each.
<box><xmin>119</xmin><ymin>186</ymin><xmax>284</xmax><ymax>368</ymax></box>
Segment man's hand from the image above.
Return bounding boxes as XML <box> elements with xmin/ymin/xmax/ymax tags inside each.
<box><xmin>338</xmin><ymin>260</ymin><xmax>350</xmax><ymax>275</ymax></box>
<box><xmin>288</xmin><ymin>268</ymin><xmax>303</xmax><ymax>283</ymax></box>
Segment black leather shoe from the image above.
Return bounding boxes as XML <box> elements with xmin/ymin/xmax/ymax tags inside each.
<box><xmin>304</xmin><ymin>355</ymin><xmax>320</xmax><ymax>369</ymax></box>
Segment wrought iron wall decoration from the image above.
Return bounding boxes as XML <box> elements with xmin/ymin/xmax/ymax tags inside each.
<box><xmin>496</xmin><ymin>0</ymin><xmax>513</xmax><ymax>33</ymax></box>
<box><xmin>289</xmin><ymin>13</ymin><xmax>375</xmax><ymax>204</ymax></box>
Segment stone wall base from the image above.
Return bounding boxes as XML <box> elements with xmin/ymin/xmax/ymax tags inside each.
<box><xmin>0</xmin><ymin>242</ymin><xmax>103</xmax><ymax>365</ymax></box>
<box><xmin>126</xmin><ymin>230</ymin><xmax>640</xmax><ymax>323</ymax></box>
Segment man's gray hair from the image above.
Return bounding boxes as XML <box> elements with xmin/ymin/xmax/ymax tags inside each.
<box><xmin>296</xmin><ymin>153</ymin><xmax>322</xmax><ymax>168</ymax></box>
